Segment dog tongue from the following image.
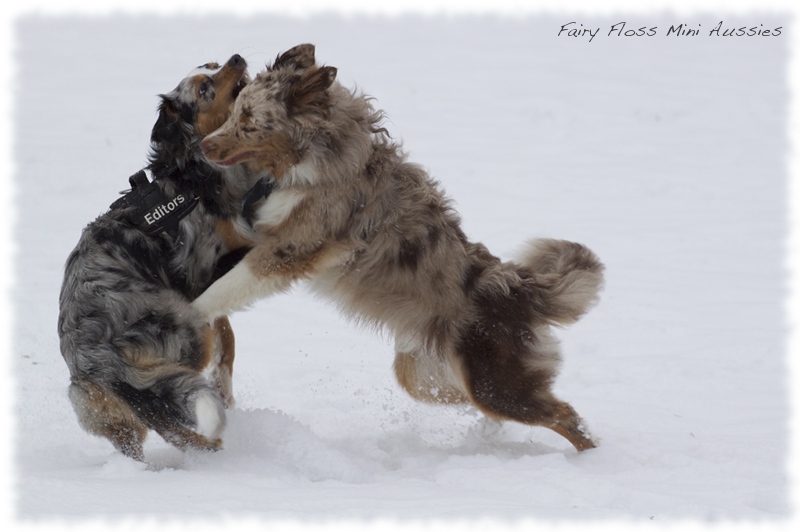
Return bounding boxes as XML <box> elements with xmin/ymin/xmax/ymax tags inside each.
<box><xmin>217</xmin><ymin>150</ymin><xmax>257</xmax><ymax>167</ymax></box>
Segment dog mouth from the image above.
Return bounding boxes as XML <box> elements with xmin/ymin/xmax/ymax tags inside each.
<box><xmin>218</xmin><ymin>150</ymin><xmax>258</xmax><ymax>167</ymax></box>
<box><xmin>207</xmin><ymin>148</ymin><xmax>258</xmax><ymax>167</ymax></box>
<box><xmin>232</xmin><ymin>74</ymin><xmax>249</xmax><ymax>100</ymax></box>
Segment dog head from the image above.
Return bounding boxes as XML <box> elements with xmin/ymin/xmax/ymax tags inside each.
<box><xmin>199</xmin><ymin>44</ymin><xmax>338</xmax><ymax>178</ymax></box>
<box><xmin>150</xmin><ymin>54</ymin><xmax>250</xmax><ymax>165</ymax></box>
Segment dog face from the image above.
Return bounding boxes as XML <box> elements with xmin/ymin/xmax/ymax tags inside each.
<box><xmin>153</xmin><ymin>54</ymin><xmax>250</xmax><ymax>147</ymax></box>
<box><xmin>199</xmin><ymin>44</ymin><xmax>337</xmax><ymax>178</ymax></box>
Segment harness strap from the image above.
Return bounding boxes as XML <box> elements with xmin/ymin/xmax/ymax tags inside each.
<box><xmin>110</xmin><ymin>170</ymin><xmax>199</xmax><ymax>239</ymax></box>
<box><xmin>241</xmin><ymin>176</ymin><xmax>276</xmax><ymax>227</ymax></box>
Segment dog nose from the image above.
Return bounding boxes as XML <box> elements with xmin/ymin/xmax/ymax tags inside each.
<box><xmin>200</xmin><ymin>137</ymin><xmax>214</xmax><ymax>156</ymax></box>
<box><xmin>227</xmin><ymin>54</ymin><xmax>245</xmax><ymax>68</ymax></box>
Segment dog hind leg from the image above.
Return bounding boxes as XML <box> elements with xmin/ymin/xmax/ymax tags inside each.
<box><xmin>458</xmin><ymin>252</ymin><xmax>599</xmax><ymax>451</ymax></box>
<box><xmin>538</xmin><ymin>399</ymin><xmax>596</xmax><ymax>452</ymax></box>
<box><xmin>208</xmin><ymin>316</ymin><xmax>236</xmax><ymax>408</ymax></box>
<box><xmin>463</xmin><ymin>361</ymin><xmax>596</xmax><ymax>451</ymax></box>
<box><xmin>110</xmin><ymin>370</ymin><xmax>226</xmax><ymax>453</ymax></box>
<box><xmin>393</xmin><ymin>346</ymin><xmax>470</xmax><ymax>405</ymax></box>
<box><xmin>68</xmin><ymin>378</ymin><xmax>148</xmax><ymax>461</ymax></box>
<box><xmin>153</xmin><ymin>388</ymin><xmax>225</xmax><ymax>453</ymax></box>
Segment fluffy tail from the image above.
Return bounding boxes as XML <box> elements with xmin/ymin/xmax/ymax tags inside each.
<box><xmin>515</xmin><ymin>238</ymin><xmax>605</xmax><ymax>326</ymax></box>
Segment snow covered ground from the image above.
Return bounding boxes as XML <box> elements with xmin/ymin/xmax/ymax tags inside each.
<box><xmin>6</xmin><ymin>8</ymin><xmax>796</xmax><ymax>529</ymax></box>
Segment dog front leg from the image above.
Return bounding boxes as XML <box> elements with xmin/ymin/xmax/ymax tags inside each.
<box><xmin>192</xmin><ymin>259</ymin><xmax>293</xmax><ymax>322</ymax></box>
<box><xmin>193</xmin><ymin>240</ymin><xmax>352</xmax><ymax>323</ymax></box>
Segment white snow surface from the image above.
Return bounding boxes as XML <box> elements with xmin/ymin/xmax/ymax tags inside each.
<box><xmin>10</xmin><ymin>13</ymin><xmax>793</xmax><ymax>527</ymax></box>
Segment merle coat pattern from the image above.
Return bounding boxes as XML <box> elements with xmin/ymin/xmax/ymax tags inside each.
<box><xmin>58</xmin><ymin>55</ymin><xmax>261</xmax><ymax>461</ymax></box>
<box><xmin>195</xmin><ymin>44</ymin><xmax>604</xmax><ymax>451</ymax></box>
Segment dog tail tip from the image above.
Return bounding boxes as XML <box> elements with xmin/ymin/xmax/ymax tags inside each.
<box><xmin>515</xmin><ymin>238</ymin><xmax>605</xmax><ymax>325</ymax></box>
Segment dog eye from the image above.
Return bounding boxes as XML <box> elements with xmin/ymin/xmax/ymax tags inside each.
<box><xmin>198</xmin><ymin>80</ymin><xmax>211</xmax><ymax>97</ymax></box>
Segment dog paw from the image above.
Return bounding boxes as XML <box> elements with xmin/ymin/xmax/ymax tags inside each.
<box><xmin>214</xmin><ymin>377</ymin><xmax>236</xmax><ymax>409</ymax></box>
<box><xmin>191</xmin><ymin>294</ymin><xmax>217</xmax><ymax>324</ymax></box>
<box><xmin>193</xmin><ymin>390</ymin><xmax>226</xmax><ymax>441</ymax></box>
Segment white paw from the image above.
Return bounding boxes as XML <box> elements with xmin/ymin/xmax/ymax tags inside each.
<box><xmin>192</xmin><ymin>296</ymin><xmax>217</xmax><ymax>324</ymax></box>
<box><xmin>193</xmin><ymin>390</ymin><xmax>225</xmax><ymax>440</ymax></box>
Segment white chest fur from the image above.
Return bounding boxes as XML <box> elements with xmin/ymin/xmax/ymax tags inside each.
<box><xmin>254</xmin><ymin>189</ymin><xmax>305</xmax><ymax>228</ymax></box>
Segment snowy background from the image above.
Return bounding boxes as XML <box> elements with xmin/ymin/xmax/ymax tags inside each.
<box><xmin>7</xmin><ymin>8</ymin><xmax>795</xmax><ymax>529</ymax></box>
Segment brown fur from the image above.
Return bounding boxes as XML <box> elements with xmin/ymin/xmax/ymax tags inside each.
<box><xmin>194</xmin><ymin>44</ymin><xmax>605</xmax><ymax>451</ymax></box>
<box><xmin>195</xmin><ymin>64</ymin><xmax>249</xmax><ymax>136</ymax></box>
<box><xmin>68</xmin><ymin>379</ymin><xmax>149</xmax><ymax>461</ymax></box>
<box><xmin>215</xmin><ymin>218</ymin><xmax>254</xmax><ymax>251</ymax></box>
<box><xmin>213</xmin><ymin>316</ymin><xmax>236</xmax><ymax>408</ymax></box>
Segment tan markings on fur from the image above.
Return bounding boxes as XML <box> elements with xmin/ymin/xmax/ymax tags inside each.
<box><xmin>214</xmin><ymin>317</ymin><xmax>235</xmax><ymax>376</ymax></box>
<box><xmin>68</xmin><ymin>379</ymin><xmax>148</xmax><ymax>461</ymax></box>
<box><xmin>212</xmin><ymin>316</ymin><xmax>236</xmax><ymax>408</ymax></box>
<box><xmin>474</xmin><ymin>397</ymin><xmax>596</xmax><ymax>451</ymax></box>
<box><xmin>461</xmin><ymin>374</ymin><xmax>597</xmax><ymax>451</ymax></box>
<box><xmin>393</xmin><ymin>350</ymin><xmax>469</xmax><ymax>405</ymax></box>
<box><xmin>545</xmin><ymin>401</ymin><xmax>597</xmax><ymax>452</ymax></box>
<box><xmin>215</xmin><ymin>218</ymin><xmax>254</xmax><ymax>250</ymax></box>
<box><xmin>197</xmin><ymin>62</ymin><xmax>248</xmax><ymax>136</ymax></box>
<box><xmin>157</xmin><ymin>422</ymin><xmax>223</xmax><ymax>452</ymax></box>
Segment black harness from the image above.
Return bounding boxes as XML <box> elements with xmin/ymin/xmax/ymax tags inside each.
<box><xmin>110</xmin><ymin>170</ymin><xmax>275</xmax><ymax>238</ymax></box>
<box><xmin>241</xmin><ymin>176</ymin><xmax>276</xmax><ymax>226</ymax></box>
<box><xmin>110</xmin><ymin>170</ymin><xmax>199</xmax><ymax>239</ymax></box>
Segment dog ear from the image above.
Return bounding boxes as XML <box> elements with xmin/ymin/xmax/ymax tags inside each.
<box><xmin>288</xmin><ymin>66</ymin><xmax>337</xmax><ymax>112</ymax></box>
<box><xmin>149</xmin><ymin>96</ymin><xmax>193</xmax><ymax>167</ymax></box>
<box><xmin>273</xmin><ymin>43</ymin><xmax>316</xmax><ymax>70</ymax></box>
<box><xmin>151</xmin><ymin>99</ymin><xmax>181</xmax><ymax>148</ymax></box>
<box><xmin>151</xmin><ymin>97</ymin><xmax>187</xmax><ymax>145</ymax></box>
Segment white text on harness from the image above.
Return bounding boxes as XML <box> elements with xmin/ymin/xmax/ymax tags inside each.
<box><xmin>144</xmin><ymin>194</ymin><xmax>186</xmax><ymax>225</ymax></box>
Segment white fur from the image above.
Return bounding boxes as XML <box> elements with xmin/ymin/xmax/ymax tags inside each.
<box><xmin>254</xmin><ymin>189</ymin><xmax>305</xmax><ymax>228</ymax></box>
<box><xmin>283</xmin><ymin>159</ymin><xmax>319</xmax><ymax>186</ymax></box>
<box><xmin>192</xmin><ymin>260</ymin><xmax>292</xmax><ymax>321</ymax></box>
<box><xmin>193</xmin><ymin>390</ymin><xmax>224</xmax><ymax>440</ymax></box>
<box><xmin>187</xmin><ymin>64</ymin><xmax>222</xmax><ymax>77</ymax></box>
<box><xmin>167</xmin><ymin>68</ymin><xmax>219</xmax><ymax>103</ymax></box>
<box><xmin>521</xmin><ymin>326</ymin><xmax>562</xmax><ymax>374</ymax></box>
